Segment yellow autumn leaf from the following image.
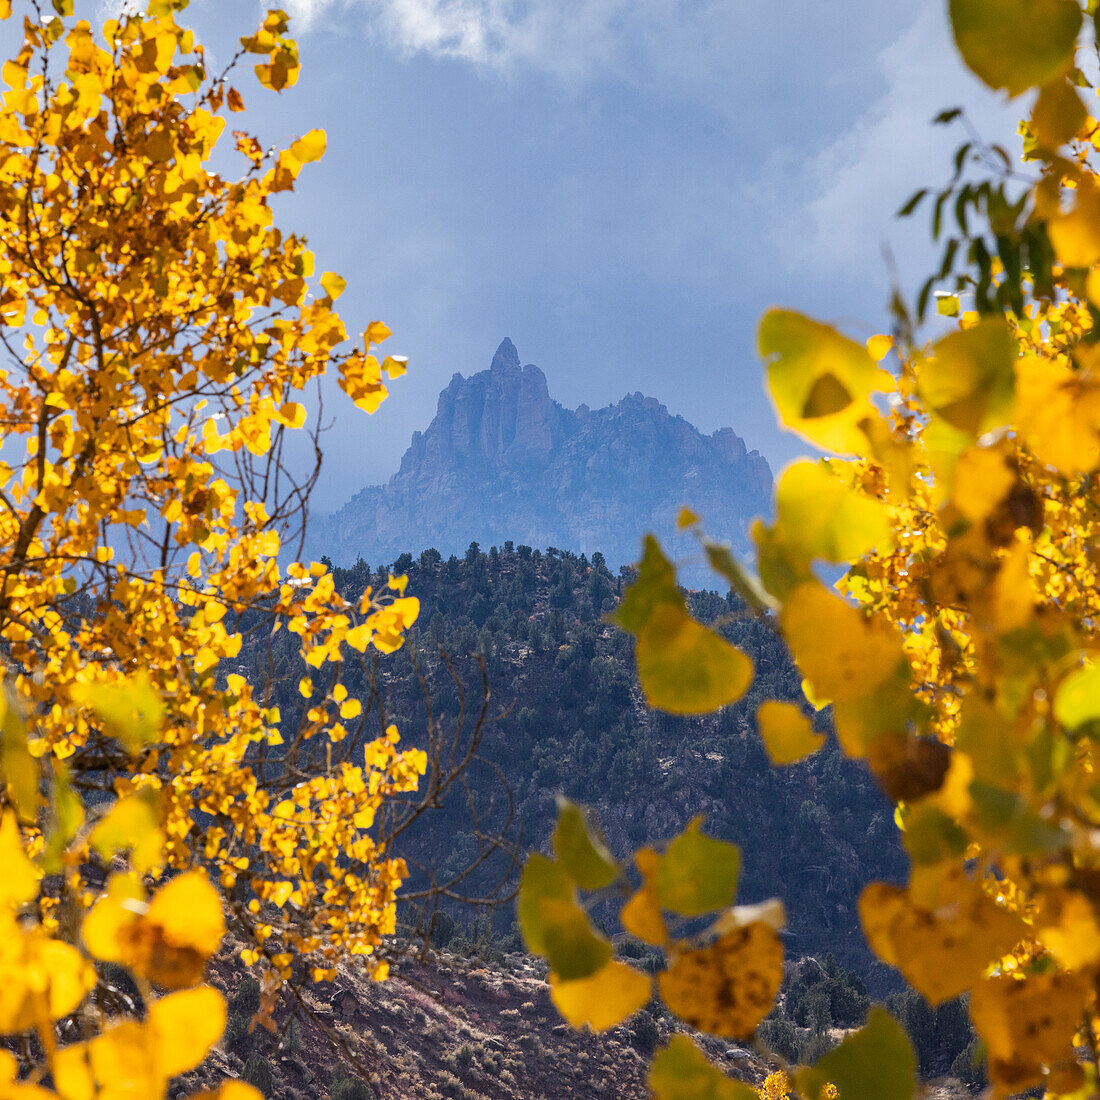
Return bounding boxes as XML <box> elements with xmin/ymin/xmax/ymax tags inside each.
<box><xmin>320</xmin><ymin>271</ymin><xmax>346</xmax><ymax>299</ymax></box>
<box><xmin>757</xmin><ymin>700</ymin><xmax>825</xmax><ymax>766</ymax></box>
<box><xmin>657</xmin><ymin>923</ymin><xmax>783</xmax><ymax>1039</ymax></box>
<box><xmin>290</xmin><ymin>128</ymin><xmax>326</xmax><ymax>163</ymax></box>
<box><xmin>1014</xmin><ymin>352</ymin><xmax>1100</xmax><ymax>474</ymax></box>
<box><xmin>149</xmin><ymin>986</ymin><xmax>227</xmax><ymax>1076</ymax></box>
<box><xmin>950</xmin><ymin>443</ymin><xmax>1016</xmax><ymax>523</ymax></box>
<box><xmin>780</xmin><ymin>582</ymin><xmax>905</xmax><ymax>706</ymax></box>
<box><xmin>275</xmin><ymin>402</ymin><xmax>307</xmax><ymax>428</ymax></box>
<box><xmin>1031</xmin><ymin>79</ymin><xmax>1086</xmax><ymax>149</ymax></box>
<box><xmin>549</xmin><ymin>959</ymin><xmax>651</xmax><ymax>1031</ymax></box>
<box><xmin>773</xmin><ymin>460</ymin><xmax>892</xmax><ymax>564</ymax></box>
<box><xmin>146</xmin><ymin>870</ymin><xmax>226</xmax><ymax>961</ymax></box>
<box><xmin>81</xmin><ymin>872</ymin><xmax>146</xmax><ymax>965</ymax></box>
<box><xmin>1035</xmin><ymin>889</ymin><xmax>1100</xmax><ymax>970</ymax></box>
<box><xmin>365</xmin><ymin>320</ymin><xmax>391</xmax><ymax>345</ymax></box>
<box><xmin>859</xmin><ymin>878</ymin><xmax>1024</xmax><ymax>1005</ymax></box>
<box><xmin>0</xmin><ymin>810</ymin><xmax>39</xmax><ymax>909</ymax></box>
<box><xmin>621</xmin><ymin>847</ymin><xmax>668</xmax><ymax>946</ymax></box>
<box><xmin>649</xmin><ymin>1035</ymin><xmax>760</xmax><ymax>1100</ymax></box>
<box><xmin>759</xmin><ymin>309</ymin><xmax>892</xmax><ymax>455</ymax></box>
<box><xmin>970</xmin><ymin>971</ymin><xmax>1090</xmax><ymax>1096</ymax></box>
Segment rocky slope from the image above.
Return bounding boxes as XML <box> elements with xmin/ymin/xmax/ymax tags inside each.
<box><xmin>312</xmin><ymin>340</ymin><xmax>772</xmax><ymax>572</ymax></box>
<box><xmin>180</xmin><ymin>939</ymin><xmax>771</xmax><ymax>1100</ymax></box>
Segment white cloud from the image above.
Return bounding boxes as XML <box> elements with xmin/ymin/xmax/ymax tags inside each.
<box><xmin>773</xmin><ymin>5</ymin><xmax>1019</xmax><ymax>285</ymax></box>
<box><xmin>281</xmin><ymin>0</ymin><xmax>914</xmax><ymax>111</ymax></box>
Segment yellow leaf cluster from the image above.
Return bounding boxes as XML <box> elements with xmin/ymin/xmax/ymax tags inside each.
<box><xmin>0</xmin><ymin>2</ymin><xmax>421</xmax><ymax>1098</ymax></box>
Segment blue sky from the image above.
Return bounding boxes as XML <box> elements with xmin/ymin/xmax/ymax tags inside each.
<box><xmin>150</xmin><ymin>2</ymin><xmax>1013</xmax><ymax>511</ymax></box>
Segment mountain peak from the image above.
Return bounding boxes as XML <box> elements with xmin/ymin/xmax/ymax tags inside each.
<box><xmin>490</xmin><ymin>337</ymin><xmax>521</xmax><ymax>372</ymax></box>
<box><xmin>316</xmin><ymin>341</ymin><xmax>772</xmax><ymax>574</ymax></box>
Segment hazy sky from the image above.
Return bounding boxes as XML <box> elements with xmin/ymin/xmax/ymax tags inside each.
<box><xmin>140</xmin><ymin>2</ymin><xmax>1016</xmax><ymax>510</ymax></box>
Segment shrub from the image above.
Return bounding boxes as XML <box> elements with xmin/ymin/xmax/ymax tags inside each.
<box><xmin>630</xmin><ymin>1011</ymin><xmax>660</xmax><ymax>1054</ymax></box>
<box><xmin>243</xmin><ymin>1055</ymin><xmax>274</xmax><ymax>1098</ymax></box>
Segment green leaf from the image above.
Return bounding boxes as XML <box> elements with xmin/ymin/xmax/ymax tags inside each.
<box><xmin>701</xmin><ymin>541</ymin><xmax>774</xmax><ymax>615</ymax></box>
<box><xmin>0</xmin><ymin>689</ymin><xmax>38</xmax><ymax>823</ymax></box>
<box><xmin>636</xmin><ymin>603</ymin><xmax>753</xmax><ymax>715</ymax></box>
<box><xmin>41</xmin><ymin>762</ymin><xmax>84</xmax><ymax>874</ymax></box>
<box><xmin>1054</xmin><ymin>662</ymin><xmax>1100</xmax><ymax>731</ymax></box>
<box><xmin>774</xmin><ymin>460</ymin><xmax>892</xmax><ymax>565</ymax></box>
<box><xmin>90</xmin><ymin>791</ymin><xmax>165</xmax><ymax>875</ymax></box>
<box><xmin>656</xmin><ymin>819</ymin><xmax>740</xmax><ymax>917</ymax></box>
<box><xmin>51</xmin><ymin>0</ymin><xmax>73</xmax><ymax>13</ymax></box>
<box><xmin>553</xmin><ymin>799</ymin><xmax>619</xmax><ymax>891</ymax></box>
<box><xmin>970</xmin><ymin>781</ymin><xmax>1070</xmax><ymax>855</ymax></box>
<box><xmin>517</xmin><ymin>855</ymin><xmax>612</xmax><ymax>980</ymax></box>
<box><xmin>758</xmin><ymin>310</ymin><xmax>892</xmax><ymax>454</ymax></box>
<box><xmin>921</xmin><ymin>319</ymin><xmax>1016</xmax><ymax>438</ymax></box>
<box><xmin>797</xmin><ymin>1006</ymin><xmax>916</xmax><ymax>1100</ymax></box>
<box><xmin>902</xmin><ymin>805</ymin><xmax>969</xmax><ymax>866</ymax></box>
<box><xmin>949</xmin><ymin>0</ymin><xmax>1081</xmax><ymax>97</ymax></box>
<box><xmin>72</xmin><ymin>672</ymin><xmax>165</xmax><ymax>754</ymax></box>
<box><xmin>612</xmin><ymin>535</ymin><xmax>682</xmax><ymax>634</ymax></box>
<box><xmin>649</xmin><ymin>1035</ymin><xmax>760</xmax><ymax>1100</ymax></box>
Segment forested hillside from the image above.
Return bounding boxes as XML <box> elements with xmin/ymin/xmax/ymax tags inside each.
<box><xmin>243</xmin><ymin>541</ymin><xmax>905</xmax><ymax>986</ymax></box>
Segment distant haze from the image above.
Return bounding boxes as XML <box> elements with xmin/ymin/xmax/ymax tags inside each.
<box><xmin>309</xmin><ymin>339</ymin><xmax>772</xmax><ymax>577</ymax></box>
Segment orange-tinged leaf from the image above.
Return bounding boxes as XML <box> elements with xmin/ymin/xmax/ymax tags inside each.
<box><xmin>757</xmin><ymin>700</ymin><xmax>825</xmax><ymax>766</ymax></box>
<box><xmin>549</xmin><ymin>959</ymin><xmax>650</xmax><ymax>1031</ymax></box>
<box><xmin>657</xmin><ymin>923</ymin><xmax>782</xmax><ymax>1039</ymax></box>
<box><xmin>81</xmin><ymin>872</ymin><xmax>145</xmax><ymax>964</ymax></box>
<box><xmin>621</xmin><ymin>847</ymin><xmax>667</xmax><ymax>946</ymax></box>
<box><xmin>275</xmin><ymin>401</ymin><xmax>306</xmax><ymax>429</ymax></box>
<box><xmin>365</xmin><ymin>321</ymin><xmax>391</xmax><ymax>346</ymax></box>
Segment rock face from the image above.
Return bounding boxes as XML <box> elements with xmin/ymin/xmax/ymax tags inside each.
<box><xmin>314</xmin><ymin>339</ymin><xmax>773</xmax><ymax>572</ymax></box>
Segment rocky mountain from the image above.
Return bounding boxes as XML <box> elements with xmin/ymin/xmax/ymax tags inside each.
<box><xmin>313</xmin><ymin>339</ymin><xmax>772</xmax><ymax>572</ymax></box>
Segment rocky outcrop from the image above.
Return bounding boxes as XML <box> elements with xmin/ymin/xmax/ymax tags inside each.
<box><xmin>313</xmin><ymin>339</ymin><xmax>773</xmax><ymax>573</ymax></box>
